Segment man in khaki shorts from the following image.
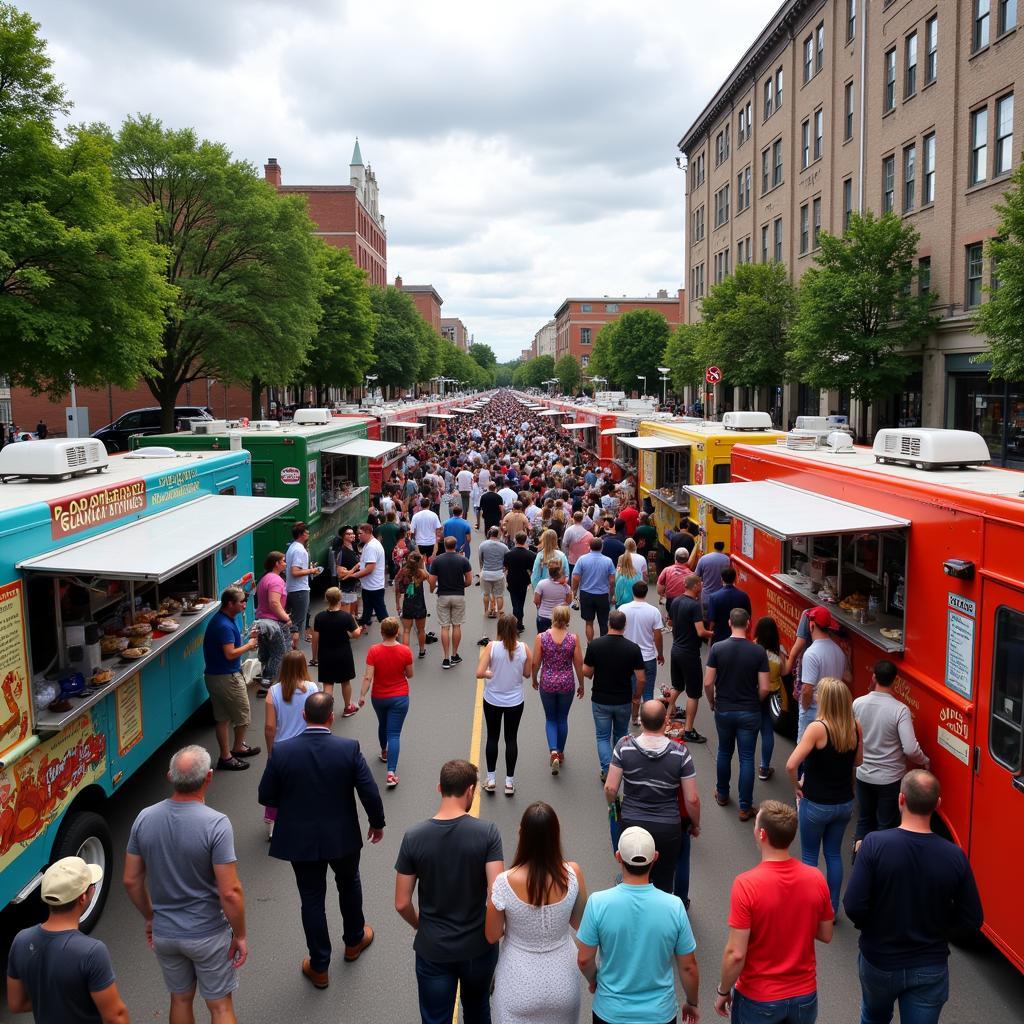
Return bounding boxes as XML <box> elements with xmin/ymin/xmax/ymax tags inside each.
<box><xmin>427</xmin><ymin>536</ymin><xmax>472</xmax><ymax>670</ymax></box>
<box><xmin>203</xmin><ymin>587</ymin><xmax>261</xmax><ymax>771</ymax></box>
<box><xmin>478</xmin><ymin>526</ymin><xmax>509</xmax><ymax>619</ymax></box>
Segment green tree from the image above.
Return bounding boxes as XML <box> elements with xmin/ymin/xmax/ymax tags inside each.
<box><xmin>0</xmin><ymin>8</ymin><xmax>171</xmax><ymax>398</ymax></box>
<box><xmin>370</xmin><ymin>285</ymin><xmax>432</xmax><ymax>393</ymax></box>
<box><xmin>587</xmin><ymin>321</ymin><xmax>620</xmax><ymax>389</ymax></box>
<box><xmin>302</xmin><ymin>244</ymin><xmax>376</xmax><ymax>408</ymax></box>
<box><xmin>976</xmin><ymin>163</ymin><xmax>1024</xmax><ymax>382</ymax></box>
<box><xmin>494</xmin><ymin>361</ymin><xmax>515</xmax><ymax>387</ymax></box>
<box><xmin>555</xmin><ymin>353</ymin><xmax>582</xmax><ymax>394</ymax></box>
<box><xmin>663</xmin><ymin>322</ymin><xmax>706</xmax><ymax>398</ymax></box>
<box><xmin>610</xmin><ymin>309</ymin><xmax>672</xmax><ymax>396</ymax></box>
<box><xmin>517</xmin><ymin>354</ymin><xmax>555</xmax><ymax>389</ymax></box>
<box><xmin>111</xmin><ymin>115</ymin><xmax>323</xmax><ymax>430</ymax></box>
<box><xmin>789</xmin><ymin>211</ymin><xmax>937</xmax><ymax>435</ymax></box>
<box><xmin>467</xmin><ymin>341</ymin><xmax>496</xmax><ymax>370</ymax></box>
<box><xmin>698</xmin><ymin>262</ymin><xmax>796</xmax><ymax>389</ymax></box>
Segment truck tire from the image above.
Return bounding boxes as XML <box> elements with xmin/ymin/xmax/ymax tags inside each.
<box><xmin>769</xmin><ymin>678</ymin><xmax>797</xmax><ymax>739</ymax></box>
<box><xmin>50</xmin><ymin>811</ymin><xmax>112</xmax><ymax>934</ymax></box>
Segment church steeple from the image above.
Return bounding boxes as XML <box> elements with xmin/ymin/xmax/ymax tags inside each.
<box><xmin>351</xmin><ymin>138</ymin><xmax>363</xmax><ymax>166</ymax></box>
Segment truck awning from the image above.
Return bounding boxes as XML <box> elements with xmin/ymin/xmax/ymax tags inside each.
<box><xmin>537</xmin><ymin>409</ymin><xmax>563</xmax><ymax>417</ymax></box>
<box><xmin>601</xmin><ymin>427</ymin><xmax>634</xmax><ymax>436</ymax></box>
<box><xmin>449</xmin><ymin>408</ymin><xmax>477</xmax><ymax>414</ymax></box>
<box><xmin>322</xmin><ymin>439</ymin><xmax>401</xmax><ymax>459</ymax></box>
<box><xmin>563</xmin><ymin>422</ymin><xmax>596</xmax><ymax>431</ymax></box>
<box><xmin>618</xmin><ymin>435</ymin><xmax>691</xmax><ymax>451</ymax></box>
<box><xmin>685</xmin><ymin>482</ymin><xmax>910</xmax><ymax>539</ymax></box>
<box><xmin>17</xmin><ymin>494</ymin><xmax>298</xmax><ymax>582</ymax></box>
<box><xmin>388</xmin><ymin>421</ymin><xmax>425</xmax><ymax>429</ymax></box>
<box><xmin>426</xmin><ymin>412</ymin><xmax>455</xmax><ymax>419</ymax></box>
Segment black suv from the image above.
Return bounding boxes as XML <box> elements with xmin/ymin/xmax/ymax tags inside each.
<box><xmin>92</xmin><ymin>406</ymin><xmax>213</xmax><ymax>452</ymax></box>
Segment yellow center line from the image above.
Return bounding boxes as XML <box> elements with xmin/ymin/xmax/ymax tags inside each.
<box><xmin>453</xmin><ymin>674</ymin><xmax>487</xmax><ymax>1024</ymax></box>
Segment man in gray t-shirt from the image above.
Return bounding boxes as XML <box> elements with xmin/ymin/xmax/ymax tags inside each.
<box><xmin>798</xmin><ymin>607</ymin><xmax>851</xmax><ymax>741</ymax></box>
<box><xmin>124</xmin><ymin>745</ymin><xmax>247</xmax><ymax>1018</ymax></box>
<box><xmin>478</xmin><ymin>527</ymin><xmax>509</xmax><ymax>618</ymax></box>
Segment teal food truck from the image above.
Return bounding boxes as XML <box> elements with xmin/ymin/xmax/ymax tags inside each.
<box><xmin>133</xmin><ymin>410</ymin><xmax>399</xmax><ymax>570</ymax></box>
<box><xmin>0</xmin><ymin>439</ymin><xmax>293</xmax><ymax>928</ymax></box>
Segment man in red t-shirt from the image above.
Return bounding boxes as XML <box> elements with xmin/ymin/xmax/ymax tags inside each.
<box><xmin>657</xmin><ymin>549</ymin><xmax>693</xmax><ymax>612</ymax></box>
<box><xmin>618</xmin><ymin>501</ymin><xmax>639</xmax><ymax>537</ymax></box>
<box><xmin>714</xmin><ymin>799</ymin><xmax>833</xmax><ymax>1021</ymax></box>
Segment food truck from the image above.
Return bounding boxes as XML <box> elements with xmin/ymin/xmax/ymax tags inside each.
<box><xmin>0</xmin><ymin>439</ymin><xmax>293</xmax><ymax>928</ymax></box>
<box><xmin>687</xmin><ymin>427</ymin><xmax>1024</xmax><ymax>972</ymax></box>
<box><xmin>133</xmin><ymin>410</ymin><xmax>393</xmax><ymax>572</ymax></box>
<box><xmin>630</xmin><ymin>412</ymin><xmax>785</xmax><ymax>549</ymax></box>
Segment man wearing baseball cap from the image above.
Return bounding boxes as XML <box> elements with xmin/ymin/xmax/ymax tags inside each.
<box><xmin>798</xmin><ymin>606</ymin><xmax>851</xmax><ymax>742</ymax></box>
<box><xmin>577</xmin><ymin>826</ymin><xmax>700</xmax><ymax>1024</ymax></box>
<box><xmin>6</xmin><ymin>856</ymin><xmax>129</xmax><ymax>1024</ymax></box>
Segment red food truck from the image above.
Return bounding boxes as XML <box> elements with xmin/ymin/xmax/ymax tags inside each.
<box><xmin>686</xmin><ymin>427</ymin><xmax>1024</xmax><ymax>972</ymax></box>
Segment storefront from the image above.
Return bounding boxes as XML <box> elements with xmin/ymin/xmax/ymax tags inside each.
<box><xmin>946</xmin><ymin>355</ymin><xmax>1024</xmax><ymax>468</ymax></box>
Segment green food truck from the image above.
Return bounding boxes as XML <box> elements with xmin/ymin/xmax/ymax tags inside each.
<box><xmin>132</xmin><ymin>410</ymin><xmax>400</xmax><ymax>569</ymax></box>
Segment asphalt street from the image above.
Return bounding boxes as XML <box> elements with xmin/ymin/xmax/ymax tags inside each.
<box><xmin>3</xmin><ymin>565</ymin><xmax>1022</xmax><ymax>1024</ymax></box>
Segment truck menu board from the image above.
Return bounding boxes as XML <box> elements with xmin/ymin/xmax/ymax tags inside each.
<box><xmin>0</xmin><ymin>581</ymin><xmax>31</xmax><ymax>762</ymax></box>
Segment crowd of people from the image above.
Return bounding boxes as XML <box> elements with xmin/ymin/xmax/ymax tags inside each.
<box><xmin>7</xmin><ymin>392</ymin><xmax>983</xmax><ymax>1024</ymax></box>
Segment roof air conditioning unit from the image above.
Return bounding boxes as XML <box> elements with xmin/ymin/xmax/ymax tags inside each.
<box><xmin>293</xmin><ymin>408</ymin><xmax>332</xmax><ymax>426</ymax></box>
<box><xmin>826</xmin><ymin>431</ymin><xmax>855</xmax><ymax>453</ymax></box>
<box><xmin>248</xmin><ymin>420</ymin><xmax>281</xmax><ymax>431</ymax></box>
<box><xmin>124</xmin><ymin>447</ymin><xmax>179</xmax><ymax>459</ymax></box>
<box><xmin>0</xmin><ymin>438</ymin><xmax>109</xmax><ymax>481</ymax></box>
<box><xmin>722</xmin><ymin>411</ymin><xmax>773</xmax><ymax>431</ymax></box>
<box><xmin>192</xmin><ymin>420</ymin><xmax>228</xmax><ymax>435</ymax></box>
<box><xmin>794</xmin><ymin>415</ymin><xmax>828</xmax><ymax>431</ymax></box>
<box><xmin>873</xmin><ymin>428</ymin><xmax>991</xmax><ymax>469</ymax></box>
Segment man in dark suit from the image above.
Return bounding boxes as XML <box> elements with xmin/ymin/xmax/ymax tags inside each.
<box><xmin>258</xmin><ymin>691</ymin><xmax>385</xmax><ymax>990</ymax></box>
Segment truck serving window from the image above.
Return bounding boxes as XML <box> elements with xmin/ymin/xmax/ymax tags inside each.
<box><xmin>711</xmin><ymin>464</ymin><xmax>731</xmax><ymax>524</ymax></box>
<box><xmin>219</xmin><ymin>486</ymin><xmax>238</xmax><ymax>564</ymax></box>
<box><xmin>990</xmin><ymin>606</ymin><xmax>1024</xmax><ymax>772</ymax></box>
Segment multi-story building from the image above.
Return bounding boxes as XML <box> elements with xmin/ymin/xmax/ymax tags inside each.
<box><xmin>554</xmin><ymin>290</ymin><xmax>685</xmax><ymax>369</ymax></box>
<box><xmin>521</xmin><ymin>347</ymin><xmax>534</xmax><ymax>362</ymax></box>
<box><xmin>264</xmin><ymin>140</ymin><xmax>387</xmax><ymax>287</ymax></box>
<box><xmin>679</xmin><ymin>0</ymin><xmax>1023</xmax><ymax>465</ymax></box>
<box><xmin>440</xmin><ymin>317</ymin><xmax>469</xmax><ymax>350</ymax></box>
<box><xmin>533</xmin><ymin>319</ymin><xmax>557</xmax><ymax>359</ymax></box>
<box><xmin>395</xmin><ymin>276</ymin><xmax>444</xmax><ymax>334</ymax></box>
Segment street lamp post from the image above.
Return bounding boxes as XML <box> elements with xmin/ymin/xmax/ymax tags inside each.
<box><xmin>636</xmin><ymin>374</ymin><xmax>647</xmax><ymax>397</ymax></box>
<box><xmin>657</xmin><ymin>366</ymin><xmax>671</xmax><ymax>407</ymax></box>
<box><xmin>363</xmin><ymin>373</ymin><xmax>378</xmax><ymax>405</ymax></box>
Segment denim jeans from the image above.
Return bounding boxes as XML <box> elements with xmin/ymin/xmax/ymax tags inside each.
<box><xmin>759</xmin><ymin>698</ymin><xmax>775</xmax><ymax>771</ymax></box>
<box><xmin>854</xmin><ymin>778</ymin><xmax>902</xmax><ymax>840</ymax></box>
<box><xmin>291</xmin><ymin>853</ymin><xmax>364</xmax><ymax>971</ymax></box>
<box><xmin>799</xmin><ymin>796</ymin><xmax>854</xmax><ymax>913</ymax></box>
<box><xmin>536</xmin><ymin>614</ymin><xmax>552</xmax><ymax>633</ymax></box>
<box><xmin>416</xmin><ymin>946</ymin><xmax>498</xmax><ymax>1024</ymax></box>
<box><xmin>592</xmin><ymin>701</ymin><xmax>631</xmax><ymax>773</ymax></box>
<box><xmin>371</xmin><ymin>694</ymin><xmax>409</xmax><ymax>773</ymax></box>
<box><xmin>359</xmin><ymin>587</ymin><xmax>389</xmax><ymax>625</ymax></box>
<box><xmin>633</xmin><ymin>657</ymin><xmax>657</xmax><ymax>702</ymax></box>
<box><xmin>732</xmin><ymin>988</ymin><xmax>818</xmax><ymax>1023</ymax></box>
<box><xmin>715</xmin><ymin>709</ymin><xmax>761</xmax><ymax>811</ymax></box>
<box><xmin>540</xmin><ymin>689</ymin><xmax>574</xmax><ymax>753</ymax></box>
<box><xmin>673</xmin><ymin>825</ymin><xmax>692</xmax><ymax>905</ymax></box>
<box><xmin>797</xmin><ymin>703</ymin><xmax>817</xmax><ymax>742</ymax></box>
<box><xmin>858</xmin><ymin>954</ymin><xmax>949</xmax><ymax>1024</ymax></box>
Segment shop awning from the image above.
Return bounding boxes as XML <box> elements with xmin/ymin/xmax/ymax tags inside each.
<box><xmin>618</xmin><ymin>435</ymin><xmax>691</xmax><ymax>451</ymax></box>
<box><xmin>601</xmin><ymin>427</ymin><xmax>634</xmax><ymax>436</ymax></box>
<box><xmin>538</xmin><ymin>409</ymin><xmax>563</xmax><ymax>417</ymax></box>
<box><xmin>426</xmin><ymin>412</ymin><xmax>455</xmax><ymax>420</ymax></box>
<box><xmin>322</xmin><ymin>439</ymin><xmax>401</xmax><ymax>459</ymax></box>
<box><xmin>388</xmin><ymin>421</ymin><xmax>425</xmax><ymax>429</ymax></box>
<box><xmin>449</xmin><ymin>408</ymin><xmax>477</xmax><ymax>414</ymax></box>
<box><xmin>563</xmin><ymin>422</ymin><xmax>596</xmax><ymax>431</ymax></box>
<box><xmin>17</xmin><ymin>494</ymin><xmax>298</xmax><ymax>582</ymax></box>
<box><xmin>684</xmin><ymin>482</ymin><xmax>910</xmax><ymax>540</ymax></box>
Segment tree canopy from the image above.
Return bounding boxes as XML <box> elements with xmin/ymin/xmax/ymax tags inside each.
<box><xmin>370</xmin><ymin>285</ymin><xmax>441</xmax><ymax>392</ymax></box>
<box><xmin>663</xmin><ymin>322</ymin><xmax>706</xmax><ymax>398</ymax></box>
<box><xmin>554</xmin><ymin>353</ymin><xmax>582</xmax><ymax>394</ymax></box>
<box><xmin>468</xmin><ymin>341</ymin><xmax>496</xmax><ymax>369</ymax></box>
<box><xmin>512</xmin><ymin>353</ymin><xmax>555</xmax><ymax>389</ymax></box>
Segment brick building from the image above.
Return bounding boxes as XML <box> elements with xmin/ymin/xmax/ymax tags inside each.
<box><xmin>679</xmin><ymin>0</ymin><xmax>1023</xmax><ymax>465</ymax></box>
<box><xmin>396</xmin><ymin>276</ymin><xmax>444</xmax><ymax>333</ymax></box>
<box><xmin>533</xmin><ymin>319</ymin><xmax>556</xmax><ymax>359</ymax></box>
<box><xmin>440</xmin><ymin>317</ymin><xmax>469</xmax><ymax>350</ymax></box>
<box><xmin>553</xmin><ymin>290</ymin><xmax>685</xmax><ymax>369</ymax></box>
<box><xmin>264</xmin><ymin>139</ymin><xmax>387</xmax><ymax>287</ymax></box>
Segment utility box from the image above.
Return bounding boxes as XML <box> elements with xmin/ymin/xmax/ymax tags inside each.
<box><xmin>65</xmin><ymin>406</ymin><xmax>89</xmax><ymax>439</ymax></box>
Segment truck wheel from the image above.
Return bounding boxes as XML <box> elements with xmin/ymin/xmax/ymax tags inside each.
<box><xmin>51</xmin><ymin>811</ymin><xmax>112</xmax><ymax>933</ymax></box>
<box><xmin>769</xmin><ymin>679</ymin><xmax>797</xmax><ymax>739</ymax></box>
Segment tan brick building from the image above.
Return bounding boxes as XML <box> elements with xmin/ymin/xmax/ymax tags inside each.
<box><xmin>440</xmin><ymin>317</ymin><xmax>469</xmax><ymax>350</ymax></box>
<box><xmin>679</xmin><ymin>0</ymin><xmax>1023</xmax><ymax>465</ymax></box>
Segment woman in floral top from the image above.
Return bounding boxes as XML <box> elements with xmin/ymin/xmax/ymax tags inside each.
<box><xmin>531</xmin><ymin>604</ymin><xmax>584</xmax><ymax>775</ymax></box>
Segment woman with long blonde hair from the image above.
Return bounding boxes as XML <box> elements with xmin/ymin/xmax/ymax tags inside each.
<box><xmin>531</xmin><ymin>528</ymin><xmax>569</xmax><ymax>588</ymax></box>
<box><xmin>614</xmin><ymin>548</ymin><xmax>641</xmax><ymax>607</ymax></box>
<box><xmin>786</xmin><ymin>677</ymin><xmax>863</xmax><ymax>916</ymax></box>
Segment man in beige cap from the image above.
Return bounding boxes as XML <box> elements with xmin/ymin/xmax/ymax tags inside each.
<box><xmin>6</xmin><ymin>856</ymin><xmax>129</xmax><ymax>1023</ymax></box>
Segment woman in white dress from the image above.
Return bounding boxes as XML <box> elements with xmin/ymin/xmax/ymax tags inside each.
<box><xmin>485</xmin><ymin>802</ymin><xmax>588</xmax><ymax>1024</ymax></box>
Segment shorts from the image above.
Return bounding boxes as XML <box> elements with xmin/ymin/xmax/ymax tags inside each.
<box><xmin>417</xmin><ymin>544</ymin><xmax>435</xmax><ymax>559</ymax></box>
<box><xmin>153</xmin><ymin>927</ymin><xmax>238</xmax><ymax>1001</ymax></box>
<box><xmin>578</xmin><ymin>590</ymin><xmax>609</xmax><ymax>623</ymax></box>
<box><xmin>481</xmin><ymin>577</ymin><xmax>505</xmax><ymax>598</ymax></box>
<box><xmin>671</xmin><ymin>652</ymin><xmax>704</xmax><ymax>700</ymax></box>
<box><xmin>205</xmin><ymin>672</ymin><xmax>251</xmax><ymax>727</ymax></box>
<box><xmin>340</xmin><ymin>590</ymin><xmax>359</xmax><ymax>605</ymax></box>
<box><xmin>436</xmin><ymin>595</ymin><xmax>466</xmax><ymax>626</ymax></box>
<box><xmin>285</xmin><ymin>589</ymin><xmax>310</xmax><ymax>634</ymax></box>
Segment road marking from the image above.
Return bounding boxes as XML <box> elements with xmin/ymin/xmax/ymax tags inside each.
<box><xmin>453</xmin><ymin>674</ymin><xmax>486</xmax><ymax>1024</ymax></box>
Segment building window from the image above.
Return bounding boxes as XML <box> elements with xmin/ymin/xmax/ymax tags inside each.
<box><xmin>693</xmin><ymin>205</ymin><xmax>705</xmax><ymax>241</ymax></box>
<box><xmin>776</xmin><ymin>66</ymin><xmax>783</xmax><ymax>108</ymax></box>
<box><xmin>842</xmin><ymin>177</ymin><xmax>853</xmax><ymax>231</ymax></box>
<box><xmin>905</xmin><ymin>32</ymin><xmax>917</xmax><ymax>98</ymax></box>
<box><xmin>974</xmin><ymin>0</ymin><xmax>991</xmax><ymax>51</ymax></box>
<box><xmin>773</xmin><ymin>139</ymin><xmax>783</xmax><ymax>186</ymax></box>
<box><xmin>925</xmin><ymin>16</ymin><xmax>938</xmax><ymax>83</ymax></box>
<box><xmin>918</xmin><ymin>256</ymin><xmax>931</xmax><ymax>296</ymax></box>
<box><xmin>999</xmin><ymin>0</ymin><xmax>1017</xmax><ymax>34</ymax></box>
<box><xmin>801</xmin><ymin>119</ymin><xmax>810</xmax><ymax>169</ymax></box>
<box><xmin>922</xmin><ymin>133</ymin><xmax>936</xmax><ymax>204</ymax></box>
<box><xmin>884</xmin><ymin>48</ymin><xmax>896</xmax><ymax>112</ymax></box>
<box><xmin>580</xmin><ymin>327</ymin><xmax>592</xmax><ymax>344</ymax></box>
<box><xmin>714</xmin><ymin>184</ymin><xmax>730</xmax><ymax>227</ymax></box>
<box><xmin>761</xmin><ymin>147</ymin><xmax>770</xmax><ymax>193</ymax></box>
<box><xmin>580</xmin><ymin>303</ymin><xmax>592</xmax><ymax>312</ymax></box>
<box><xmin>971</xmin><ymin>108</ymin><xmax>988</xmax><ymax>185</ymax></box>
<box><xmin>995</xmin><ymin>93</ymin><xmax>1014</xmax><ymax>176</ymax></box>
<box><xmin>761</xmin><ymin>224</ymin><xmax>770</xmax><ymax>263</ymax></box>
<box><xmin>763</xmin><ymin>77</ymin><xmax>774</xmax><ymax>120</ymax></box>
<box><xmin>844</xmin><ymin>82</ymin><xmax>854</xmax><ymax>141</ymax></box>
<box><xmin>714</xmin><ymin>249</ymin><xmax>731</xmax><ymax>284</ymax></box>
<box><xmin>966</xmin><ymin>243</ymin><xmax>984</xmax><ymax>306</ymax></box>
<box><xmin>812</xmin><ymin>197</ymin><xmax>822</xmax><ymax>249</ymax></box>
<box><xmin>803</xmin><ymin>34</ymin><xmax>814</xmax><ymax>83</ymax></box>
<box><xmin>736</xmin><ymin>166</ymin><xmax>751</xmax><ymax>211</ymax></box>
<box><xmin>773</xmin><ymin>218</ymin><xmax>783</xmax><ymax>262</ymax></box>
<box><xmin>692</xmin><ymin>152</ymin><xmax>705</xmax><ymax>189</ymax></box>
<box><xmin>814</xmin><ymin>109</ymin><xmax>824</xmax><ymax>161</ymax></box>
<box><xmin>903</xmin><ymin>144</ymin><xmax>916</xmax><ymax>212</ymax></box>
<box><xmin>736</xmin><ymin>238</ymin><xmax>751</xmax><ymax>266</ymax></box>
<box><xmin>847</xmin><ymin>0</ymin><xmax>856</xmax><ymax>41</ymax></box>
<box><xmin>715</xmin><ymin>126</ymin><xmax>730</xmax><ymax>165</ymax></box>
<box><xmin>691</xmin><ymin>263</ymin><xmax>705</xmax><ymax>299</ymax></box>
<box><xmin>605</xmin><ymin>303</ymin><xmax>619</xmax><ymax>313</ymax></box>
<box><xmin>816</xmin><ymin>23</ymin><xmax>825</xmax><ymax>73</ymax></box>
<box><xmin>882</xmin><ymin>155</ymin><xmax>895</xmax><ymax>213</ymax></box>
<box><xmin>738</xmin><ymin>105</ymin><xmax>747</xmax><ymax>143</ymax></box>
<box><xmin>992</xmin><ymin>252</ymin><xmax>1002</xmax><ymax>292</ymax></box>
<box><xmin>800</xmin><ymin>203</ymin><xmax>809</xmax><ymax>254</ymax></box>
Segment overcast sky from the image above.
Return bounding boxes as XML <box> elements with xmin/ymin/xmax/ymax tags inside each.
<box><xmin>25</xmin><ymin>0</ymin><xmax>767</xmax><ymax>361</ymax></box>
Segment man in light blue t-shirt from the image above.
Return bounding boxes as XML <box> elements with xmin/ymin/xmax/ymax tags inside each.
<box><xmin>577</xmin><ymin>826</ymin><xmax>699</xmax><ymax>1024</ymax></box>
<box><xmin>571</xmin><ymin>537</ymin><xmax>616</xmax><ymax>643</ymax></box>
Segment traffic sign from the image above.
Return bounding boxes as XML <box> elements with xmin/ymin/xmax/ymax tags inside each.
<box><xmin>705</xmin><ymin>366</ymin><xmax>723</xmax><ymax>385</ymax></box>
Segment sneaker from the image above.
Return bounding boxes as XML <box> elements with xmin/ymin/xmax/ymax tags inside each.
<box><xmin>342</xmin><ymin>703</ymin><xmax>359</xmax><ymax>718</ymax></box>
<box><xmin>442</xmin><ymin>658</ymin><xmax>451</xmax><ymax>670</ymax></box>
<box><xmin>758</xmin><ymin>766</ymin><xmax>774</xmax><ymax>781</ymax></box>
<box><xmin>484</xmin><ymin>778</ymin><xmax>496</xmax><ymax>793</ymax></box>
<box><xmin>683</xmin><ymin>729</ymin><xmax>707</xmax><ymax>744</ymax></box>
<box><xmin>418</xmin><ymin>649</ymin><xmax>427</xmax><ymax>658</ymax></box>
<box><xmin>386</xmin><ymin>772</ymin><xmax>399</xmax><ymax>788</ymax></box>
<box><xmin>571</xmin><ymin>600</ymin><xmax>580</xmax><ymax>611</ymax></box>
<box><xmin>550</xmin><ymin>752</ymin><xmax>560</xmax><ymax>775</ymax></box>
<box><xmin>504</xmin><ymin>781</ymin><xmax>515</xmax><ymax>796</ymax></box>
<box><xmin>379</xmin><ymin>749</ymin><xmax>387</xmax><ymax>763</ymax></box>
<box><xmin>217</xmin><ymin>756</ymin><xmax>249</xmax><ymax>771</ymax></box>
<box><xmin>451</xmin><ymin>653</ymin><xmax>463</xmax><ymax>665</ymax></box>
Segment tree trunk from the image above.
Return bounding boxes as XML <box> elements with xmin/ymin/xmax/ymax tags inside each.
<box><xmin>250</xmin><ymin>377</ymin><xmax>263</xmax><ymax>420</ymax></box>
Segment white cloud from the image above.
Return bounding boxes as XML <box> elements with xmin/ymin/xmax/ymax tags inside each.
<box><xmin>23</xmin><ymin>0</ymin><xmax>766</xmax><ymax>360</ymax></box>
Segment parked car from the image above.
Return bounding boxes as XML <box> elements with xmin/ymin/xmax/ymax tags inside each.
<box><xmin>92</xmin><ymin>406</ymin><xmax>213</xmax><ymax>452</ymax></box>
